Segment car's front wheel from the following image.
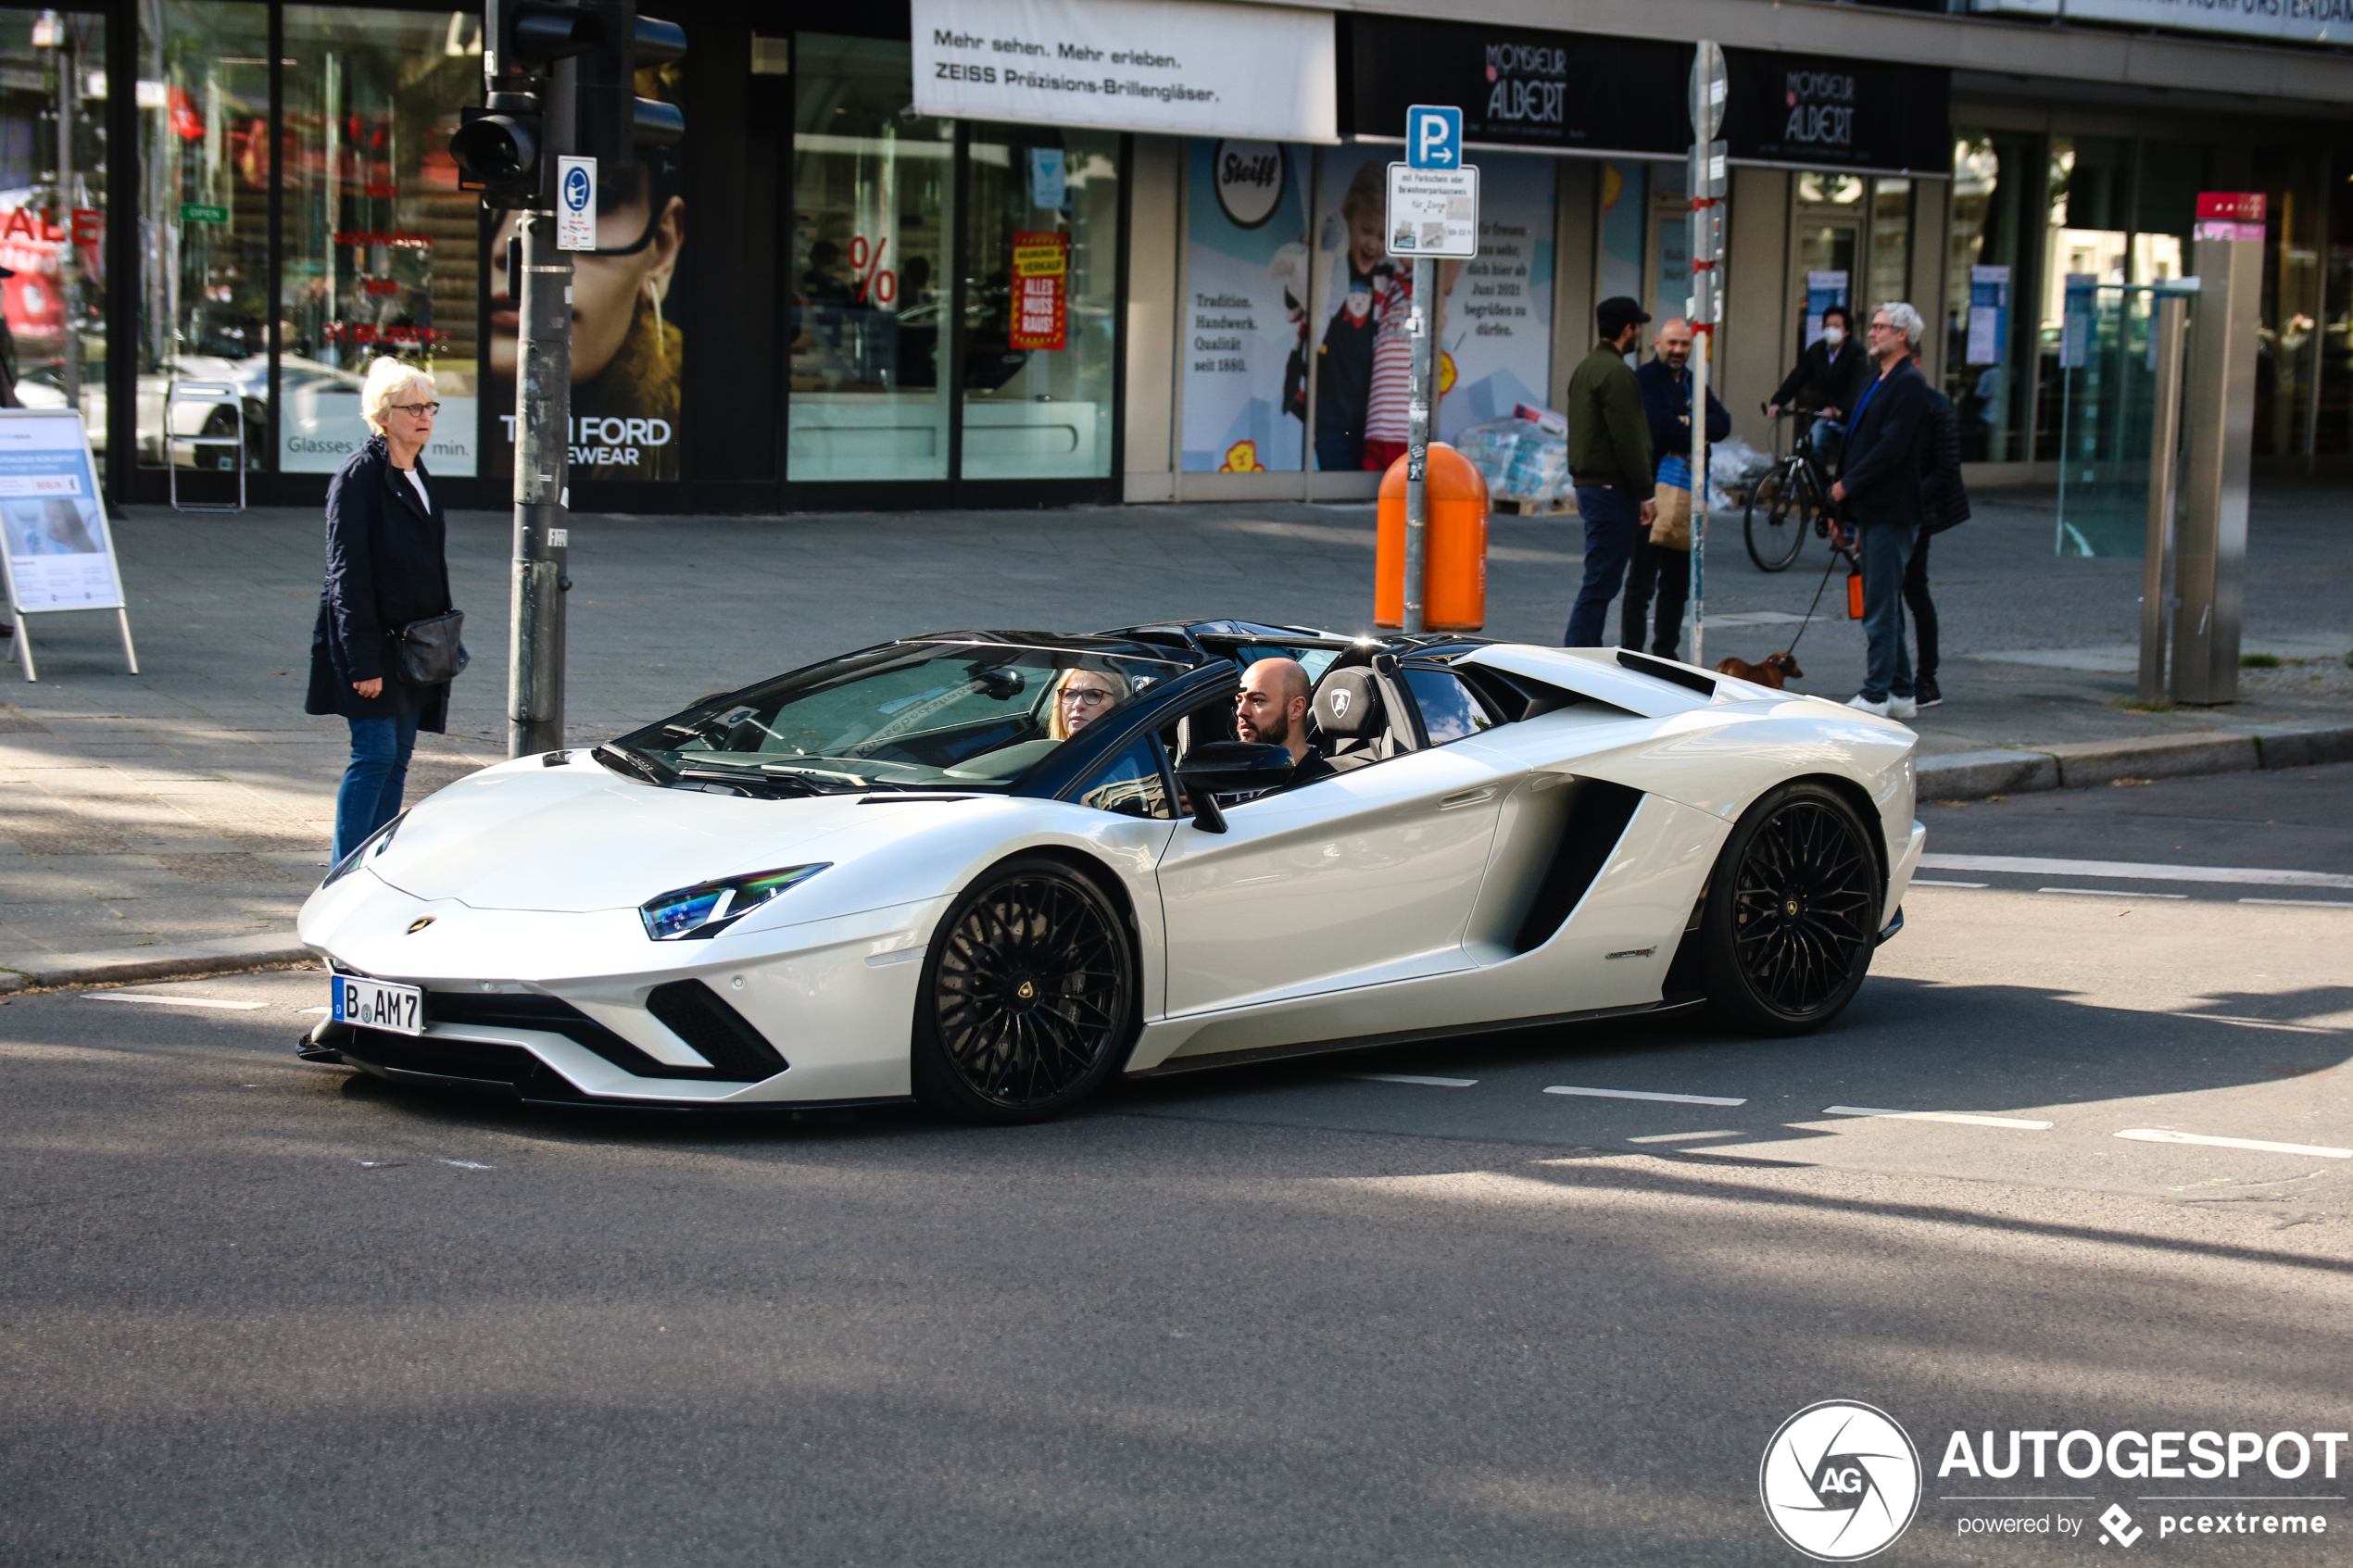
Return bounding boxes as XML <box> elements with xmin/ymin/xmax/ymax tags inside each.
<box><xmin>1697</xmin><ymin>782</ymin><xmax>1881</xmax><ymax>1035</ymax></box>
<box><xmin>911</xmin><ymin>857</ymin><xmax>1138</xmax><ymax>1124</ymax></box>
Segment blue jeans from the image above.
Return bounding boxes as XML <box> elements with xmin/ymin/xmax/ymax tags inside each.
<box><xmin>333</xmin><ymin>712</ymin><xmax>420</xmax><ymax>863</ymax></box>
<box><xmin>1859</xmin><ymin>521</ymin><xmax>1917</xmax><ymax>702</ymax></box>
<box><xmin>1566</xmin><ymin>483</ymin><xmax>1643</xmax><ymax>646</ymax></box>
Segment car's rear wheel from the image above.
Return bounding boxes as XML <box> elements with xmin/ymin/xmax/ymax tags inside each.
<box><xmin>912</xmin><ymin>857</ymin><xmax>1137</xmax><ymax>1124</ymax></box>
<box><xmin>1697</xmin><ymin>782</ymin><xmax>1881</xmax><ymax>1035</ymax></box>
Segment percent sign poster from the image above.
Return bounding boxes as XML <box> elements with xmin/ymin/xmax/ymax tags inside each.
<box><xmin>1011</xmin><ymin>232</ymin><xmax>1069</xmax><ymax>351</ymax></box>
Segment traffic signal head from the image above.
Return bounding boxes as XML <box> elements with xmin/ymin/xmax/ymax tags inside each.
<box><xmin>485</xmin><ymin>0</ymin><xmax>600</xmax><ymax>89</ymax></box>
<box><xmin>451</xmin><ymin>93</ymin><xmax>543</xmax><ymax>208</ymax></box>
<box><xmin>576</xmin><ymin>1</ymin><xmax>686</xmax><ymax>169</ymax></box>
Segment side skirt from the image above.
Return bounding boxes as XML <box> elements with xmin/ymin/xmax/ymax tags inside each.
<box><xmin>1123</xmin><ymin>997</ymin><xmax>1702</xmax><ymax>1080</ymax></box>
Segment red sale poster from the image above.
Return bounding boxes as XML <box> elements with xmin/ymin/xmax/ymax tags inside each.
<box><xmin>1011</xmin><ymin>231</ymin><xmax>1067</xmax><ymax>351</ymax></box>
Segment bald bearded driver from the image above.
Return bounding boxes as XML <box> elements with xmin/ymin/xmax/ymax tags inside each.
<box><xmin>1231</xmin><ymin>658</ymin><xmax>1337</xmax><ymax>791</ymax></box>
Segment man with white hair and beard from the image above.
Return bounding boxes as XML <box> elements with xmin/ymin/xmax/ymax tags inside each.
<box><xmin>1829</xmin><ymin>302</ymin><xmax>1931</xmax><ymax>719</ymax></box>
<box><xmin>1232</xmin><ymin>658</ymin><xmax>1336</xmax><ymax>790</ymax></box>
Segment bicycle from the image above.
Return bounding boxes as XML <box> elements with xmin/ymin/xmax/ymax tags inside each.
<box><xmin>1743</xmin><ymin>409</ymin><xmax>1845</xmax><ymax>572</ymax></box>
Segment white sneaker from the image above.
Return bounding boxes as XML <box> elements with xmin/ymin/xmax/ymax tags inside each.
<box><xmin>1887</xmin><ymin>696</ymin><xmax>1919</xmax><ymax>720</ymax></box>
<box><xmin>1846</xmin><ymin>694</ymin><xmax>1893</xmax><ymax>717</ymax></box>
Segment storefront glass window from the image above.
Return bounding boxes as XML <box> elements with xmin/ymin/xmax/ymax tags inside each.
<box><xmin>960</xmin><ymin>123</ymin><xmax>1118</xmax><ymax>481</ymax></box>
<box><xmin>2252</xmin><ymin>146</ymin><xmax>2325</xmax><ymax>459</ymax></box>
<box><xmin>2132</xmin><ymin>140</ymin><xmax>2208</xmax><ymax>284</ymax></box>
<box><xmin>1867</xmin><ymin>179</ymin><xmax>1910</xmax><ymax>319</ymax></box>
<box><xmin>136</xmin><ymin>0</ymin><xmax>270</xmax><ymax>473</ymax></box>
<box><xmin>280</xmin><ymin>6</ymin><xmax>482</xmax><ymax>476</ymax></box>
<box><xmin>2317</xmin><ymin>153</ymin><xmax>2353</xmax><ymax>455</ymax></box>
<box><xmin>0</xmin><ymin>11</ymin><xmax>106</xmax><ymax>439</ymax></box>
<box><xmin>1179</xmin><ymin>138</ymin><xmax>1309</xmax><ymax>474</ymax></box>
<box><xmin>2037</xmin><ymin>136</ymin><xmax>2131</xmax><ymax>460</ymax></box>
<box><xmin>789</xmin><ymin>35</ymin><xmax>951</xmax><ymax>483</ymax></box>
<box><xmin>1945</xmin><ymin>130</ymin><xmax>2033</xmax><ymax>463</ymax></box>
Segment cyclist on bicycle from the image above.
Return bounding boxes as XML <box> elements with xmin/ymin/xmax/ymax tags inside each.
<box><xmin>1765</xmin><ymin>305</ymin><xmax>1870</xmax><ymax>434</ymax></box>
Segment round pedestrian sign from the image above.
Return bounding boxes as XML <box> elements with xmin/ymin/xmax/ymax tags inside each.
<box><xmin>563</xmin><ymin>163</ymin><xmax>592</xmax><ymax>213</ymax></box>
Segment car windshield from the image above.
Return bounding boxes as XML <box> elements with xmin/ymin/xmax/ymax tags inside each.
<box><xmin>610</xmin><ymin>640</ymin><xmax>1192</xmax><ymax>794</ymax></box>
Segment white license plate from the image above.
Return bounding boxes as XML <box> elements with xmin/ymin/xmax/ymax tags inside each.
<box><xmin>330</xmin><ymin>974</ymin><xmax>425</xmax><ymax>1035</ymax></box>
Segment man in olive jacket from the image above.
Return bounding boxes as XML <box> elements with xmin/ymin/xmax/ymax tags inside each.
<box><xmin>1563</xmin><ymin>296</ymin><xmax>1655</xmax><ymax>646</ymax></box>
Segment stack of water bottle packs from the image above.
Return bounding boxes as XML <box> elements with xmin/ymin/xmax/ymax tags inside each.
<box><xmin>1456</xmin><ymin>403</ymin><xmax>1570</xmax><ymax>509</ymax></box>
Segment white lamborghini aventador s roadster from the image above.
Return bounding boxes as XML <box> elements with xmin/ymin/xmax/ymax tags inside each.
<box><xmin>296</xmin><ymin>621</ymin><xmax>1924</xmax><ymax>1123</ymax></box>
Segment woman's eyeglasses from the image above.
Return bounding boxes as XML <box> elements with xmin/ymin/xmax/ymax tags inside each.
<box><xmin>390</xmin><ymin>401</ymin><xmax>442</xmax><ymax>418</ymax></box>
<box><xmin>1059</xmin><ymin>687</ymin><xmax>1115</xmax><ymax>708</ymax></box>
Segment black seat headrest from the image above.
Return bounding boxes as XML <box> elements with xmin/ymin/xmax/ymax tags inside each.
<box><xmin>1313</xmin><ymin>668</ymin><xmax>1384</xmax><ymax>739</ymax></box>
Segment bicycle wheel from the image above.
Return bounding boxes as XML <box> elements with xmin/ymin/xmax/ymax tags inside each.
<box><xmin>1744</xmin><ymin>465</ymin><xmax>1811</xmax><ymax>571</ymax></box>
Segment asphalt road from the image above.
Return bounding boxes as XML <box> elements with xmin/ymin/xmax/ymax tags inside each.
<box><xmin>4</xmin><ymin>770</ymin><xmax>2348</xmax><ymax>1567</ymax></box>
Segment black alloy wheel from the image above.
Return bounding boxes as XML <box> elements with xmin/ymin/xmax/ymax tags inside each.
<box><xmin>1743</xmin><ymin>467</ymin><xmax>1812</xmax><ymax>572</ymax></box>
<box><xmin>1697</xmin><ymin>782</ymin><xmax>1881</xmax><ymax>1034</ymax></box>
<box><xmin>912</xmin><ymin>857</ymin><xmax>1138</xmax><ymax>1123</ymax></box>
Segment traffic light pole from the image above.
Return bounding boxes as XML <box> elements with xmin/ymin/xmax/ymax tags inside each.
<box><xmin>510</xmin><ymin>207</ymin><xmax>572</xmax><ymax>757</ymax></box>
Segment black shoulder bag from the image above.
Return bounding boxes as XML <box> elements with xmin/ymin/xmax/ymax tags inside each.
<box><xmin>394</xmin><ymin>609</ymin><xmax>469</xmax><ymax>685</ymax></box>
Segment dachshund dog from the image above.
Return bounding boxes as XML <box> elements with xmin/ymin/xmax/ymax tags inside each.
<box><xmin>1715</xmin><ymin>651</ymin><xmax>1803</xmax><ymax>689</ymax></box>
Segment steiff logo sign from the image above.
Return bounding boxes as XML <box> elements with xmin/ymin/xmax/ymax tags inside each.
<box><xmin>1212</xmin><ymin>141</ymin><xmax>1285</xmax><ymax>229</ymax></box>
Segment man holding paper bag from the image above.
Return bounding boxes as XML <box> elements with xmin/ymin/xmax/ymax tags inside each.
<box><xmin>1627</xmin><ymin>319</ymin><xmax>1730</xmax><ymax>659</ymax></box>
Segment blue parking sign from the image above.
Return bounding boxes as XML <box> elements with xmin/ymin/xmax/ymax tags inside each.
<box><xmin>1407</xmin><ymin>105</ymin><xmax>1462</xmax><ymax>169</ymax></box>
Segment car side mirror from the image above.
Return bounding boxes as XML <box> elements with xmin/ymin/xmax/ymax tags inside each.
<box><xmin>1176</xmin><ymin>742</ymin><xmax>1293</xmax><ymax>834</ymax></box>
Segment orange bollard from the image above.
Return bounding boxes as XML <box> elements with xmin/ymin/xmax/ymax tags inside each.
<box><xmin>1374</xmin><ymin>443</ymin><xmax>1489</xmax><ymax>632</ymax></box>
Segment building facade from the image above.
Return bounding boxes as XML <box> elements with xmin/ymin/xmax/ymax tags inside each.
<box><xmin>37</xmin><ymin>0</ymin><xmax>2353</xmax><ymax>512</ymax></box>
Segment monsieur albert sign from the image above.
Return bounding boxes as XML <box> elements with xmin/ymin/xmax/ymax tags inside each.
<box><xmin>1719</xmin><ymin>50</ymin><xmax>1951</xmax><ymax>176</ymax></box>
<box><xmin>911</xmin><ymin>0</ymin><xmax>1337</xmax><ymax>143</ymax></box>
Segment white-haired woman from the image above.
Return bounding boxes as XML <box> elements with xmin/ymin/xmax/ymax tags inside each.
<box><xmin>306</xmin><ymin>358</ymin><xmax>460</xmax><ymax>862</ymax></box>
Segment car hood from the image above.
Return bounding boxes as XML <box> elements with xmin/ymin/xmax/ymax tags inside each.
<box><xmin>368</xmin><ymin>760</ymin><xmax>928</xmax><ymax>913</ymax></box>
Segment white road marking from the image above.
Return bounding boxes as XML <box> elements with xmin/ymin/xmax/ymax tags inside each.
<box><xmin>436</xmin><ymin>1158</ymin><xmax>495</xmax><ymax>1170</ymax></box>
<box><xmin>2115</xmin><ymin>1128</ymin><xmax>2351</xmax><ymax>1160</ymax></box>
<box><xmin>2241</xmin><ymin>897</ymin><xmax>2353</xmax><ymax>909</ymax></box>
<box><xmin>1911</xmin><ymin>878</ymin><xmax>1988</xmax><ymax>888</ymax></box>
<box><xmin>1627</xmin><ymin>1130</ymin><xmax>1743</xmax><ymax>1143</ymax></box>
<box><xmin>1338</xmin><ymin>1073</ymin><xmax>1477</xmax><ymax>1087</ymax></box>
<box><xmin>298</xmin><ymin>1005</ymin><xmax>330</xmax><ymax>1014</ymax></box>
<box><xmin>1545</xmin><ymin>1085</ymin><xmax>1747</xmax><ymax>1107</ymax></box>
<box><xmin>1824</xmin><ymin>1105</ymin><xmax>2054</xmax><ymax>1130</ymax></box>
<box><xmin>2037</xmin><ymin>886</ymin><xmax>2189</xmax><ymax>899</ymax></box>
<box><xmin>82</xmin><ymin>992</ymin><xmax>267</xmax><ymax>1011</ymax></box>
<box><xmin>1921</xmin><ymin>853</ymin><xmax>2353</xmax><ymax>890</ymax></box>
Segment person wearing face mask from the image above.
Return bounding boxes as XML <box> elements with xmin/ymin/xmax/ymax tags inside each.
<box><xmin>1765</xmin><ymin>305</ymin><xmax>1870</xmax><ymax>440</ymax></box>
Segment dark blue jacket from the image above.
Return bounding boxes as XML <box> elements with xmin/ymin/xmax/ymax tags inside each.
<box><xmin>1634</xmin><ymin>358</ymin><xmax>1731</xmax><ymax>475</ymax></box>
<box><xmin>1837</xmin><ymin>359</ymin><xmax>1931</xmax><ymax>528</ymax></box>
<box><xmin>305</xmin><ymin>435</ymin><xmax>454</xmax><ymax>730</ymax></box>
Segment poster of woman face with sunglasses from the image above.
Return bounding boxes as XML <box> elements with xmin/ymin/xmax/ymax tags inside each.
<box><xmin>486</xmin><ymin>71</ymin><xmax>686</xmax><ymax>483</ymax></box>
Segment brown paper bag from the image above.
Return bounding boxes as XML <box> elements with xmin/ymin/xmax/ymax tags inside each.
<box><xmin>1649</xmin><ymin>482</ymin><xmax>1692</xmax><ymax>551</ymax></box>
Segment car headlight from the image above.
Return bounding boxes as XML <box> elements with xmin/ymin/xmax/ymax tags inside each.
<box><xmin>639</xmin><ymin>864</ymin><xmax>830</xmax><ymax>941</ymax></box>
<box><xmin>321</xmin><ymin>811</ymin><xmax>408</xmax><ymax>888</ymax></box>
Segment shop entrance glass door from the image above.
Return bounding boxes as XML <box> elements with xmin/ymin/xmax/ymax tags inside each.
<box><xmin>958</xmin><ymin>122</ymin><xmax>1118</xmax><ymax>482</ymax></box>
<box><xmin>789</xmin><ymin>34</ymin><xmax>953</xmax><ymax>483</ymax></box>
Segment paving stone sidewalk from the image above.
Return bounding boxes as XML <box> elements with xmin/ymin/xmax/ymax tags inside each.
<box><xmin>0</xmin><ymin>483</ymin><xmax>2343</xmax><ymax>972</ymax></box>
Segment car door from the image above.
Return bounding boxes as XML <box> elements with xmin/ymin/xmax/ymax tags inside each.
<box><xmin>1153</xmin><ymin>716</ymin><xmax>1510</xmax><ymax>1019</ymax></box>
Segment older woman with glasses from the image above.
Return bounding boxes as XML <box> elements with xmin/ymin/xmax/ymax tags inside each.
<box><xmin>1044</xmin><ymin>666</ymin><xmax>1132</xmax><ymax>741</ymax></box>
<box><xmin>307</xmin><ymin>356</ymin><xmax>463</xmax><ymax>864</ymax></box>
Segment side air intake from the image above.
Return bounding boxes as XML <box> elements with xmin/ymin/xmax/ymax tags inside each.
<box><xmin>645</xmin><ymin>981</ymin><xmax>789</xmax><ymax>1081</ymax></box>
<box><xmin>1513</xmin><ymin>779</ymin><xmax>1645</xmax><ymax>954</ymax></box>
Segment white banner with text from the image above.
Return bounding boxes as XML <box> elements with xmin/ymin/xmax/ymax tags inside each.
<box><xmin>912</xmin><ymin>0</ymin><xmax>1338</xmax><ymax>142</ymax></box>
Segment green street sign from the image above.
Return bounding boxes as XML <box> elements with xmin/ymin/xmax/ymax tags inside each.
<box><xmin>180</xmin><ymin>202</ymin><xmax>228</xmax><ymax>224</ymax></box>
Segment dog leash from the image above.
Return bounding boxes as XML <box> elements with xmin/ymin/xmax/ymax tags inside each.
<box><xmin>1781</xmin><ymin>539</ymin><xmax>1847</xmax><ymax>658</ymax></box>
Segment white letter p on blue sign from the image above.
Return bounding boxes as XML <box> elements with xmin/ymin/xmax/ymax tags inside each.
<box><xmin>1408</xmin><ymin>105</ymin><xmax>1461</xmax><ymax>169</ymax></box>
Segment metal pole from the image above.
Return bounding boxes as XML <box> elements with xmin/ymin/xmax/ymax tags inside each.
<box><xmin>56</xmin><ymin>23</ymin><xmax>80</xmax><ymax>420</ymax></box>
<box><xmin>507</xmin><ymin>58</ymin><xmax>575</xmax><ymax>757</ymax></box>
<box><xmin>2172</xmin><ymin>233</ymin><xmax>2259</xmax><ymax>706</ymax></box>
<box><xmin>1686</xmin><ymin>41</ymin><xmax>1725</xmax><ymax>671</ymax></box>
<box><xmin>1690</xmin><ymin>324</ymin><xmax>1709</xmax><ymax>670</ymax></box>
<box><xmin>1403</xmin><ymin>255</ymin><xmax>1434</xmax><ymax>635</ymax></box>
<box><xmin>510</xmin><ymin>208</ymin><xmax>571</xmax><ymax>756</ymax></box>
<box><xmin>2136</xmin><ymin>293</ymin><xmax>2186</xmax><ymax>706</ymax></box>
